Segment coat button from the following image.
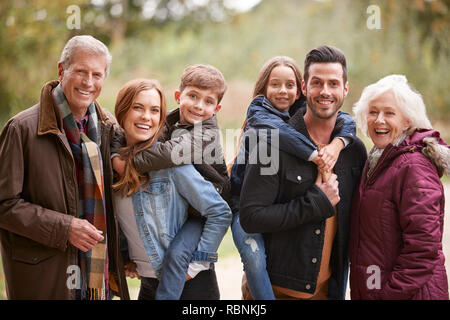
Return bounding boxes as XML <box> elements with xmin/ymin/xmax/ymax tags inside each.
<box><xmin>297</xmin><ymin>175</ymin><xmax>302</xmax><ymax>181</ymax></box>
<box><xmin>306</xmin><ymin>284</ymin><xmax>311</xmax><ymax>290</ymax></box>
<box><xmin>312</xmin><ymin>258</ymin><xmax>317</xmax><ymax>264</ymax></box>
<box><xmin>315</xmin><ymin>229</ymin><xmax>321</xmax><ymax>235</ymax></box>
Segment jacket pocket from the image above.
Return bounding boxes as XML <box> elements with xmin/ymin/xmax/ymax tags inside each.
<box><xmin>284</xmin><ymin>170</ymin><xmax>314</xmax><ymax>195</ymax></box>
<box><xmin>141</xmin><ymin>179</ymin><xmax>171</xmax><ymax>238</ymax></box>
<box><xmin>143</xmin><ymin>179</ymin><xmax>170</xmax><ymax>195</ymax></box>
<box><xmin>11</xmin><ymin>234</ymin><xmax>58</xmax><ymax>265</ymax></box>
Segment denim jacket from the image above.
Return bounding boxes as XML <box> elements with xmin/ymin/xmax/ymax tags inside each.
<box><xmin>131</xmin><ymin>164</ymin><xmax>232</xmax><ymax>278</ymax></box>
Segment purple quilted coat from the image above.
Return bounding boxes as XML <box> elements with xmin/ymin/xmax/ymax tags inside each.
<box><xmin>350</xmin><ymin>129</ymin><xmax>449</xmax><ymax>300</ymax></box>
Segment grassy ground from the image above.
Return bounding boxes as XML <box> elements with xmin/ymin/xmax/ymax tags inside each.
<box><xmin>0</xmin><ymin>258</ymin><xmax>5</xmax><ymax>299</ymax></box>
<box><xmin>218</xmin><ymin>228</ymin><xmax>239</xmax><ymax>259</ymax></box>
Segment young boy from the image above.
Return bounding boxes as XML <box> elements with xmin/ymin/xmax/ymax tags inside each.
<box><xmin>112</xmin><ymin>64</ymin><xmax>230</xmax><ymax>299</ymax></box>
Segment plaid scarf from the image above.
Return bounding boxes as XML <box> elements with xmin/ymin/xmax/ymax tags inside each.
<box><xmin>53</xmin><ymin>84</ymin><xmax>108</xmax><ymax>300</ymax></box>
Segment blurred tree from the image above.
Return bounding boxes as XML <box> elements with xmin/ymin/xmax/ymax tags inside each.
<box><xmin>0</xmin><ymin>0</ymin><xmax>448</xmax><ymax>129</ymax></box>
<box><xmin>0</xmin><ymin>0</ymin><xmax>244</xmax><ymax>127</ymax></box>
<box><xmin>0</xmin><ymin>0</ymin><xmax>85</xmax><ymax>125</ymax></box>
<box><xmin>80</xmin><ymin>0</ymin><xmax>239</xmax><ymax>45</ymax></box>
<box><xmin>355</xmin><ymin>0</ymin><xmax>449</xmax><ymax>118</ymax></box>
<box><xmin>391</xmin><ymin>0</ymin><xmax>448</xmax><ymax>58</ymax></box>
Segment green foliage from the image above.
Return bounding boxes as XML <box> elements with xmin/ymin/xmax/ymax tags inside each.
<box><xmin>1</xmin><ymin>0</ymin><xmax>449</xmax><ymax>132</ymax></box>
<box><xmin>0</xmin><ymin>258</ymin><xmax>5</xmax><ymax>299</ymax></box>
<box><xmin>218</xmin><ymin>227</ymin><xmax>238</xmax><ymax>259</ymax></box>
<box><xmin>0</xmin><ymin>0</ymin><xmax>83</xmax><ymax>125</ymax></box>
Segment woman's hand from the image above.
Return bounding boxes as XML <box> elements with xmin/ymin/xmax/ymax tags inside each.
<box><xmin>124</xmin><ymin>261</ymin><xmax>140</xmax><ymax>279</ymax></box>
<box><xmin>112</xmin><ymin>156</ymin><xmax>126</xmax><ymax>178</ymax></box>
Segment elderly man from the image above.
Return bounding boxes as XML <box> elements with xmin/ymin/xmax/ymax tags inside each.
<box><xmin>0</xmin><ymin>35</ymin><xmax>129</xmax><ymax>300</ymax></box>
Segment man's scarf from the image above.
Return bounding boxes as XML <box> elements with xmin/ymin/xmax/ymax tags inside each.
<box><xmin>53</xmin><ymin>84</ymin><xmax>108</xmax><ymax>300</ymax></box>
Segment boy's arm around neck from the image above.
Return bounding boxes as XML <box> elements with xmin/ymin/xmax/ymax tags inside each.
<box><xmin>133</xmin><ymin>124</ymin><xmax>221</xmax><ymax>174</ymax></box>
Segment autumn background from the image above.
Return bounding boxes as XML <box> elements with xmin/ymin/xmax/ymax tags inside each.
<box><xmin>0</xmin><ymin>0</ymin><xmax>449</xmax><ymax>299</ymax></box>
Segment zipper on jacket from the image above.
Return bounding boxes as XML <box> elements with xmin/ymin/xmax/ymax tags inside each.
<box><xmin>364</xmin><ymin>146</ymin><xmax>394</xmax><ymax>187</ymax></box>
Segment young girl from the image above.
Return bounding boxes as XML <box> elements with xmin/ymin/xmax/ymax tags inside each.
<box><xmin>229</xmin><ymin>56</ymin><xmax>356</xmax><ymax>299</ymax></box>
<box><xmin>112</xmin><ymin>78</ymin><xmax>231</xmax><ymax>299</ymax></box>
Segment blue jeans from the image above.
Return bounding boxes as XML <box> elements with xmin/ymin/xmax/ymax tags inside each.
<box><xmin>231</xmin><ymin>211</ymin><xmax>275</xmax><ymax>300</ymax></box>
<box><xmin>155</xmin><ymin>215</ymin><xmax>219</xmax><ymax>300</ymax></box>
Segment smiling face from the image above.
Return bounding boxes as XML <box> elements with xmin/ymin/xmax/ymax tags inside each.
<box><xmin>265</xmin><ymin>65</ymin><xmax>300</xmax><ymax>112</ymax></box>
<box><xmin>123</xmin><ymin>89</ymin><xmax>162</xmax><ymax>146</ymax></box>
<box><xmin>176</xmin><ymin>86</ymin><xmax>221</xmax><ymax>124</ymax></box>
<box><xmin>302</xmin><ymin>62</ymin><xmax>348</xmax><ymax>120</ymax></box>
<box><xmin>58</xmin><ymin>48</ymin><xmax>107</xmax><ymax>119</ymax></box>
<box><xmin>367</xmin><ymin>91</ymin><xmax>411</xmax><ymax>149</ymax></box>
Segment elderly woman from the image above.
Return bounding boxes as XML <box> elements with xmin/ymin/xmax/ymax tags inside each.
<box><xmin>350</xmin><ymin>74</ymin><xmax>449</xmax><ymax>300</ymax></box>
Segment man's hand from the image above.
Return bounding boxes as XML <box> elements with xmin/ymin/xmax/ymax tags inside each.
<box><xmin>124</xmin><ymin>261</ymin><xmax>140</xmax><ymax>279</ymax></box>
<box><xmin>68</xmin><ymin>217</ymin><xmax>104</xmax><ymax>252</ymax></box>
<box><xmin>112</xmin><ymin>156</ymin><xmax>126</xmax><ymax>178</ymax></box>
<box><xmin>315</xmin><ymin>172</ymin><xmax>340</xmax><ymax>207</ymax></box>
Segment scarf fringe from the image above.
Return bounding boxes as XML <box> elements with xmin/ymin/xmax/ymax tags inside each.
<box><xmin>87</xmin><ymin>287</ymin><xmax>105</xmax><ymax>300</ymax></box>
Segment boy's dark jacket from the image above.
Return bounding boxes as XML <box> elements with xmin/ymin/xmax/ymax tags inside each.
<box><xmin>112</xmin><ymin>108</ymin><xmax>231</xmax><ymax>208</ymax></box>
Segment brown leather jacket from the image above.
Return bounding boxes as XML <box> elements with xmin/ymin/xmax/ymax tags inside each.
<box><xmin>0</xmin><ymin>81</ymin><xmax>129</xmax><ymax>300</ymax></box>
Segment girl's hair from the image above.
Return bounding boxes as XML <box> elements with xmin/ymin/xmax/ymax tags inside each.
<box><xmin>252</xmin><ymin>56</ymin><xmax>303</xmax><ymax>99</ymax></box>
<box><xmin>113</xmin><ymin>78</ymin><xmax>167</xmax><ymax>196</ymax></box>
<box><xmin>353</xmin><ymin>74</ymin><xmax>432</xmax><ymax>137</ymax></box>
<box><xmin>227</xmin><ymin>56</ymin><xmax>303</xmax><ymax>174</ymax></box>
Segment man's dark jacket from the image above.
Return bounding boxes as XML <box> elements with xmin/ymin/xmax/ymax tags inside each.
<box><xmin>239</xmin><ymin>107</ymin><xmax>367</xmax><ymax>299</ymax></box>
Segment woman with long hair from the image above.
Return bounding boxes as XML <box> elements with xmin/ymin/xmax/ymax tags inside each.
<box><xmin>112</xmin><ymin>78</ymin><xmax>231</xmax><ymax>299</ymax></box>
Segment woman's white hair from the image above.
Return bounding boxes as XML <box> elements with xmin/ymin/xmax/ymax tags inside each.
<box><xmin>58</xmin><ymin>35</ymin><xmax>112</xmax><ymax>77</ymax></box>
<box><xmin>353</xmin><ymin>74</ymin><xmax>432</xmax><ymax>136</ymax></box>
